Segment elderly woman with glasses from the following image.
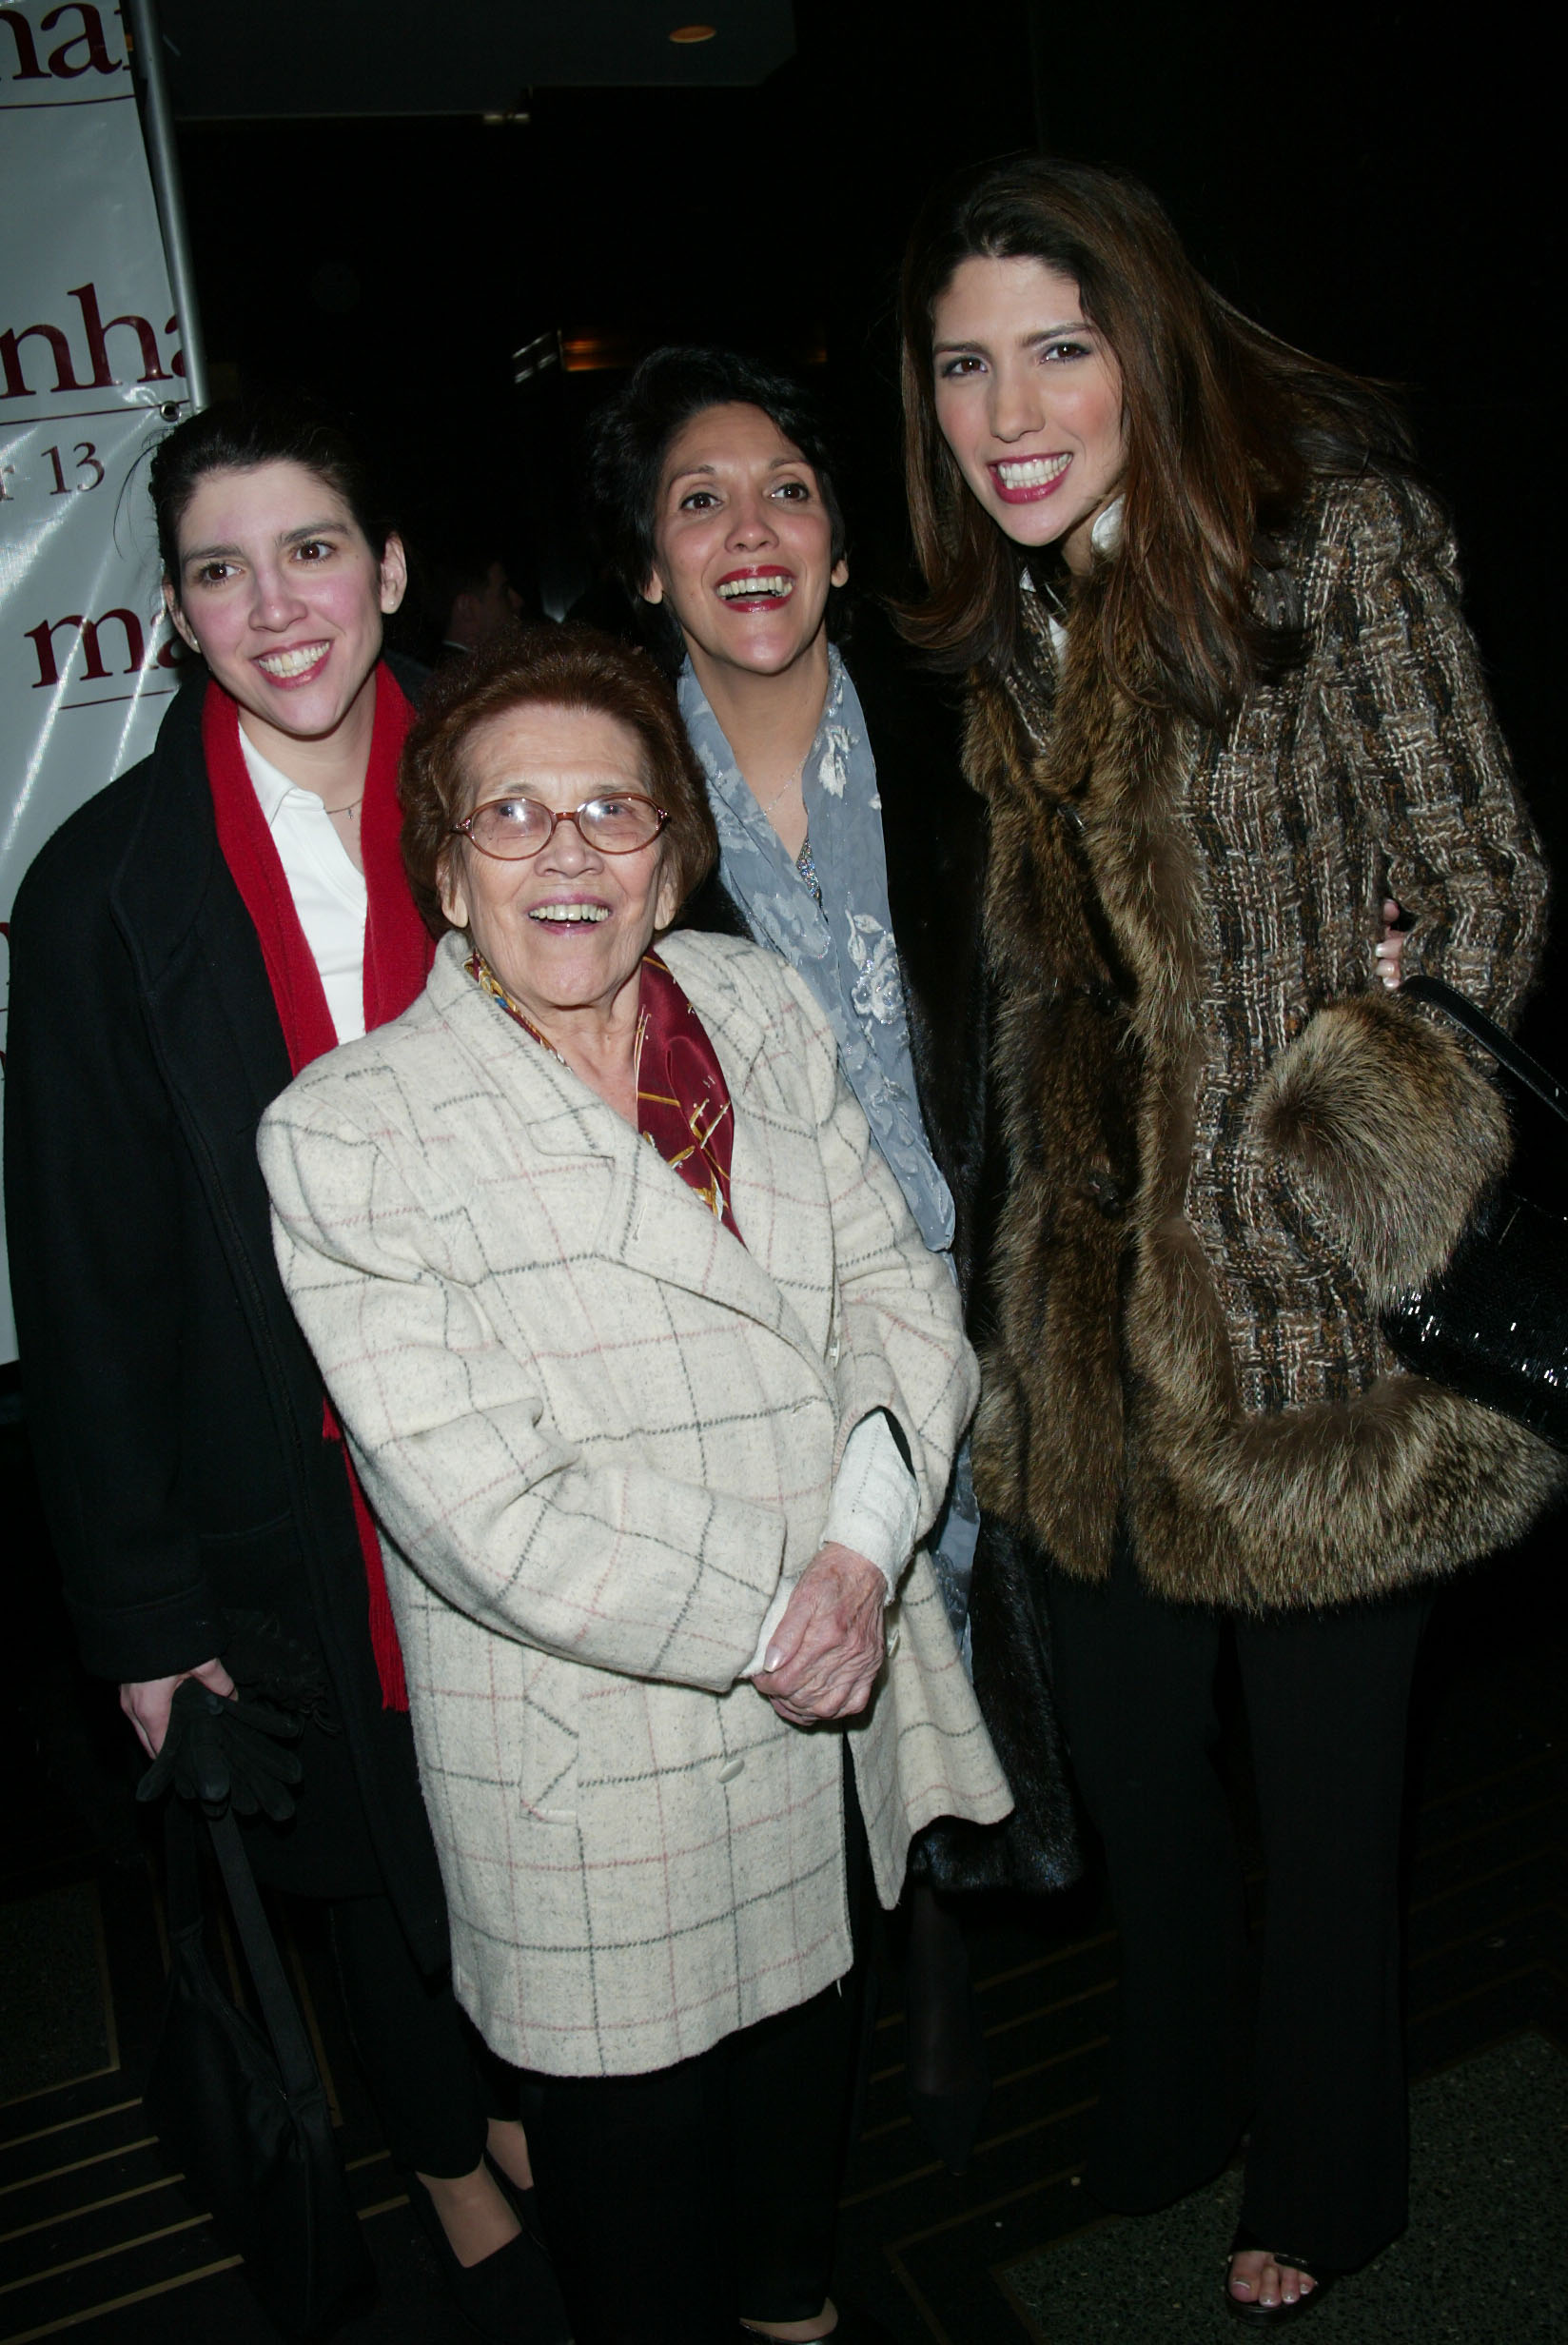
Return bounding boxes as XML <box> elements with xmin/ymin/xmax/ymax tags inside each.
<box><xmin>258</xmin><ymin>625</ymin><xmax>1010</xmax><ymax>2345</ymax></box>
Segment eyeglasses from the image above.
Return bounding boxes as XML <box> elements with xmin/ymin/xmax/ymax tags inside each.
<box><xmin>450</xmin><ymin>794</ymin><xmax>670</xmax><ymax>860</ymax></box>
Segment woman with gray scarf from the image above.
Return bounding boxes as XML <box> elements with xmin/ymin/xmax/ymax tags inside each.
<box><xmin>585</xmin><ymin>348</ymin><xmax>1080</xmax><ymax>2176</ymax></box>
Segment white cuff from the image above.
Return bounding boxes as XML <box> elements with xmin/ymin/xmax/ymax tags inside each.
<box><xmin>742</xmin><ymin>1415</ymin><xmax>919</xmax><ymax>1680</ymax></box>
<box><xmin>820</xmin><ymin>1410</ymin><xmax>919</xmax><ymax>1598</ymax></box>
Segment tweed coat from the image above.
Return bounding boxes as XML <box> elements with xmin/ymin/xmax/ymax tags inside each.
<box><xmin>259</xmin><ymin>927</ymin><xmax>1010</xmax><ymax>2078</ymax></box>
<box><xmin>968</xmin><ymin>469</ymin><xmax>1562</xmax><ymax>1618</ymax></box>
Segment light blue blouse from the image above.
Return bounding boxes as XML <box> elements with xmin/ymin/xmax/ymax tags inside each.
<box><xmin>677</xmin><ymin>649</ymin><xmax>955</xmax><ymax>1253</ymax></box>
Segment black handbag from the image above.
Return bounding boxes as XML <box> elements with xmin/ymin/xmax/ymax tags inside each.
<box><xmin>144</xmin><ymin>1795</ymin><xmax>375</xmax><ymax>2338</ymax></box>
<box><xmin>1381</xmin><ymin>974</ymin><xmax>1568</xmax><ymax>1449</ymax></box>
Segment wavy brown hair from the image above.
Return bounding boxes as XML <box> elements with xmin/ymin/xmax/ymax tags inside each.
<box><xmin>898</xmin><ymin>156</ymin><xmax>1411</xmax><ymax>724</ymax></box>
<box><xmin>401</xmin><ymin>626</ymin><xmax>717</xmax><ymax>936</ymax></box>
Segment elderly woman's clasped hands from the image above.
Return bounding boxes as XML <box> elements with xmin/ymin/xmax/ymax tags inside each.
<box><xmin>755</xmin><ymin>1543</ymin><xmax>889</xmax><ymax>1724</ymax></box>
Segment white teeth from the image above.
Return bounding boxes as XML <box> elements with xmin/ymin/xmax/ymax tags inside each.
<box><xmin>528</xmin><ymin>904</ymin><xmax>610</xmax><ymax>923</ymax></box>
<box><xmin>715</xmin><ymin>575</ymin><xmax>793</xmax><ymax>601</ymax></box>
<box><xmin>995</xmin><ymin>455</ymin><xmax>1071</xmax><ymax>489</ymax></box>
<box><xmin>256</xmin><ymin>642</ymin><xmax>328</xmax><ymax>678</ymax></box>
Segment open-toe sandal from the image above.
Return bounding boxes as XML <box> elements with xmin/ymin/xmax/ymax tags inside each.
<box><xmin>1223</xmin><ymin>2223</ymin><xmax>1339</xmax><ymax>2324</ymax></box>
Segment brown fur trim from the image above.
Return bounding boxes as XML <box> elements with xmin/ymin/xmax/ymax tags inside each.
<box><xmin>965</xmin><ymin>615</ymin><xmax>1144</xmax><ymax>1580</ymax></box>
<box><xmin>1128</xmin><ymin>1374</ymin><xmax>1563</xmax><ymax>1611</ymax></box>
<box><xmin>1251</xmin><ymin>995</ymin><xmax>1511</xmax><ymax>1304</ymax></box>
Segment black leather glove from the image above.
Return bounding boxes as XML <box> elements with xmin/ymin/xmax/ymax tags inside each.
<box><xmin>135</xmin><ymin>1678</ymin><xmax>304</xmax><ymax>1822</ymax></box>
<box><xmin>220</xmin><ymin>1610</ymin><xmax>339</xmax><ymax>1734</ymax></box>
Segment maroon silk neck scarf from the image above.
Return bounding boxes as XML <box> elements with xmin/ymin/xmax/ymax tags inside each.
<box><xmin>468</xmin><ymin>947</ymin><xmax>742</xmax><ymax>1243</ymax></box>
<box><xmin>635</xmin><ymin>950</ymin><xmax>743</xmax><ymax>1241</ymax></box>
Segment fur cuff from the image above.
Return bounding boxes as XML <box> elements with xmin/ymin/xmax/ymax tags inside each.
<box><xmin>1251</xmin><ymin>993</ymin><xmax>1511</xmax><ymax>1304</ymax></box>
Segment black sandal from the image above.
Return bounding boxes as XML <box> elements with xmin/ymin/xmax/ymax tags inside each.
<box><xmin>1224</xmin><ymin>2224</ymin><xmax>1339</xmax><ymax>2324</ymax></box>
<box><xmin>405</xmin><ymin>2172</ymin><xmax>572</xmax><ymax>2343</ymax></box>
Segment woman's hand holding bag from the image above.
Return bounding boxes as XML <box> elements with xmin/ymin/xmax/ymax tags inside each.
<box><xmin>134</xmin><ymin>1677</ymin><xmax>304</xmax><ymax>1822</ymax></box>
<box><xmin>121</xmin><ymin>1657</ymin><xmax>236</xmax><ymax>1761</ymax></box>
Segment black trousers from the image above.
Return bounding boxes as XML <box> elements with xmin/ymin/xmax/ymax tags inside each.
<box><xmin>237</xmin><ymin>1706</ymin><xmax>493</xmax><ymax>2181</ymax></box>
<box><xmin>1046</xmin><ymin>1540</ymin><xmax>1431</xmax><ymax>2272</ymax></box>
<box><xmin>517</xmin><ymin>1762</ymin><xmax>871</xmax><ymax>2345</ymax></box>
<box><xmin>324</xmin><ymin>1892</ymin><xmax>492</xmax><ymax>2179</ymax></box>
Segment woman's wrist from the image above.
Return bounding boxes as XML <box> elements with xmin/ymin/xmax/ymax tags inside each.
<box><xmin>821</xmin><ymin>1409</ymin><xmax>919</xmax><ymax>1594</ymax></box>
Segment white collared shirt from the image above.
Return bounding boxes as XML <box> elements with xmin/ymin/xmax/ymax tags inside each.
<box><xmin>239</xmin><ymin>728</ymin><xmax>368</xmax><ymax>1044</ymax></box>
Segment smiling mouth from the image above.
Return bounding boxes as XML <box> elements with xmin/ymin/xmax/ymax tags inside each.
<box><xmin>989</xmin><ymin>454</ymin><xmax>1072</xmax><ymax>502</ymax></box>
<box><xmin>715</xmin><ymin>572</ymin><xmax>794</xmax><ymax>605</ymax></box>
<box><xmin>528</xmin><ymin>903</ymin><xmax>610</xmax><ymax>925</ymax></box>
<box><xmin>255</xmin><ymin>641</ymin><xmax>330</xmax><ymax>680</ymax></box>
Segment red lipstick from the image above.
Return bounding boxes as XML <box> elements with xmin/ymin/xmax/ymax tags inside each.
<box><xmin>986</xmin><ymin>455</ymin><xmax>1072</xmax><ymax>506</ymax></box>
<box><xmin>714</xmin><ymin>565</ymin><xmax>795</xmax><ymax>611</ymax></box>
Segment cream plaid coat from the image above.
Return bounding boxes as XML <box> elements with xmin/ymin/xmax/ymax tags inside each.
<box><xmin>260</xmin><ymin>930</ymin><xmax>1009</xmax><ymax>2076</ymax></box>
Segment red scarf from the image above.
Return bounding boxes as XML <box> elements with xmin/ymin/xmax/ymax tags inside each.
<box><xmin>206</xmin><ymin>666</ymin><xmax>431</xmax><ymax>1710</ymax></box>
<box><xmin>468</xmin><ymin>947</ymin><xmax>742</xmax><ymax>1241</ymax></box>
<box><xmin>635</xmin><ymin>952</ymin><xmax>743</xmax><ymax>1242</ymax></box>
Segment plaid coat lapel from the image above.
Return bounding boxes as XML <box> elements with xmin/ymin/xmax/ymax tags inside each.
<box><xmin>428</xmin><ymin>936</ymin><xmax>834</xmax><ymax>1387</ymax></box>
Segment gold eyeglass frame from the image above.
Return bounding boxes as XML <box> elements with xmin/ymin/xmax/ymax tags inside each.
<box><xmin>450</xmin><ymin>794</ymin><xmax>671</xmax><ymax>861</ymax></box>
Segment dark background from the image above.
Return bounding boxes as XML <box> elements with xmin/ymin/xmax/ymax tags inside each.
<box><xmin>171</xmin><ymin>0</ymin><xmax>1564</xmax><ymax>1003</ymax></box>
<box><xmin>4</xmin><ymin>14</ymin><xmax>1562</xmax><ymax>2336</ymax></box>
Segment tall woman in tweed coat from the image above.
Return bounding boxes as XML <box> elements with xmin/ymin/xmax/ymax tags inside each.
<box><xmin>897</xmin><ymin>157</ymin><xmax>1558</xmax><ymax>2318</ymax></box>
<box><xmin>259</xmin><ymin>629</ymin><xmax>1009</xmax><ymax>2345</ymax></box>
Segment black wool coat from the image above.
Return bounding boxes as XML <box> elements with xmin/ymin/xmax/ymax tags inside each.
<box><xmin>676</xmin><ymin>607</ymin><xmax>1080</xmax><ymax>1894</ymax></box>
<box><xmin>4</xmin><ymin>667</ymin><xmax>449</xmax><ymax>1968</ymax></box>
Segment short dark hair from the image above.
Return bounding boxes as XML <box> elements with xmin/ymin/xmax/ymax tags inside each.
<box><xmin>584</xmin><ymin>346</ymin><xmax>847</xmax><ymax>653</ymax></box>
<box><xmin>150</xmin><ymin>398</ymin><xmax>395</xmax><ymax>596</ymax></box>
<box><xmin>400</xmin><ymin>625</ymin><xmax>718</xmax><ymax>936</ymax></box>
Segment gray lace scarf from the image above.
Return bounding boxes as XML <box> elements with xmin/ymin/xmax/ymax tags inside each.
<box><xmin>677</xmin><ymin>649</ymin><xmax>954</xmax><ymax>1253</ymax></box>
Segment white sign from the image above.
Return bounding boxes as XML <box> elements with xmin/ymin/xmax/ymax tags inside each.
<box><xmin>1</xmin><ymin>0</ymin><xmax>188</xmax><ymax>1358</ymax></box>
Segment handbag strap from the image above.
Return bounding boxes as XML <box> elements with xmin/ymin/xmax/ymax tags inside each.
<box><xmin>161</xmin><ymin>1795</ymin><xmax>328</xmax><ymax>2107</ymax></box>
<box><xmin>205</xmin><ymin>1810</ymin><xmax>326</xmax><ymax>2106</ymax></box>
<box><xmin>162</xmin><ymin>1795</ymin><xmax>206</xmax><ymax>1941</ymax></box>
<box><xmin>1401</xmin><ymin>974</ymin><xmax>1568</xmax><ymax>1128</ymax></box>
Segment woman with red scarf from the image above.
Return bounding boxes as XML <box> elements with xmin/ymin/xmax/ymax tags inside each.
<box><xmin>4</xmin><ymin>403</ymin><xmax>565</xmax><ymax>2339</ymax></box>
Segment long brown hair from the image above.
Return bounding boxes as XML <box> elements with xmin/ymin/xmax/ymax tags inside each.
<box><xmin>898</xmin><ymin>157</ymin><xmax>1411</xmax><ymax>724</ymax></box>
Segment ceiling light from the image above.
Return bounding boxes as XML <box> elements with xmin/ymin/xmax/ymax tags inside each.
<box><xmin>669</xmin><ymin>24</ymin><xmax>717</xmax><ymax>42</ymax></box>
<box><xmin>513</xmin><ymin>331</ymin><xmax>562</xmax><ymax>384</ymax></box>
